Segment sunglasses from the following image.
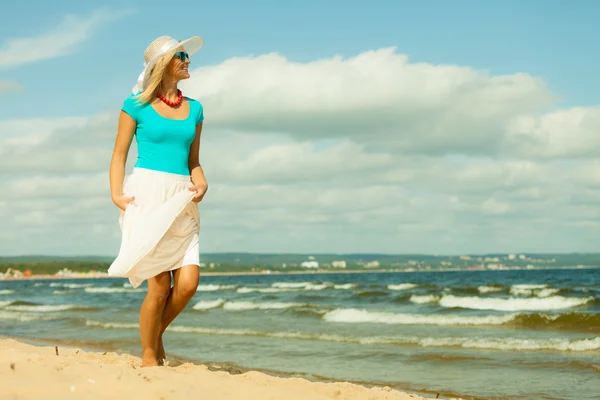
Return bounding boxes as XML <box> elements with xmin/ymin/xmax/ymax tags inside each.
<box><xmin>174</xmin><ymin>51</ymin><xmax>190</xmax><ymax>61</ymax></box>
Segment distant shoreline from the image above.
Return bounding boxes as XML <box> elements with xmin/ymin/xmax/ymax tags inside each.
<box><xmin>1</xmin><ymin>265</ymin><xmax>598</xmax><ymax>282</ymax></box>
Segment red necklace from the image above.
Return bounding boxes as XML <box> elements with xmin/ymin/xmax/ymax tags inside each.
<box><xmin>157</xmin><ymin>89</ymin><xmax>183</xmax><ymax>107</ymax></box>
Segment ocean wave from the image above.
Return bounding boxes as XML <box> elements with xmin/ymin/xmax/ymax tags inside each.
<box><xmin>438</xmin><ymin>295</ymin><xmax>593</xmax><ymax>311</ymax></box>
<box><xmin>322</xmin><ymin>308</ymin><xmax>515</xmax><ymax>326</ymax></box>
<box><xmin>509</xmin><ymin>287</ymin><xmax>560</xmax><ymax>297</ymax></box>
<box><xmin>410</xmin><ymin>295</ymin><xmax>440</xmax><ymax>304</ymax></box>
<box><xmin>419</xmin><ymin>336</ymin><xmax>600</xmax><ymax>352</ymax></box>
<box><xmin>237</xmin><ymin>287</ymin><xmax>297</xmax><ymax>294</ymax></box>
<box><xmin>0</xmin><ymin>300</ymin><xmax>14</xmax><ymax>308</ymax></box>
<box><xmin>86</xmin><ymin>320</ymin><xmax>138</xmax><ymax>329</ymax></box>
<box><xmin>50</xmin><ymin>283</ymin><xmax>94</xmax><ymax>289</ymax></box>
<box><xmin>511</xmin><ymin>284</ymin><xmax>548</xmax><ymax>290</ymax></box>
<box><xmin>357</xmin><ymin>290</ymin><xmax>389</xmax><ymax>298</ymax></box>
<box><xmin>0</xmin><ymin>311</ymin><xmax>63</xmax><ymax>322</ymax></box>
<box><xmin>478</xmin><ymin>285</ymin><xmax>503</xmax><ymax>294</ymax></box>
<box><xmin>84</xmin><ymin>320</ymin><xmax>600</xmax><ymax>352</ymax></box>
<box><xmin>0</xmin><ymin>290</ymin><xmax>15</xmax><ymax>295</ymax></box>
<box><xmin>223</xmin><ymin>301</ymin><xmax>307</xmax><ymax>311</ymax></box>
<box><xmin>271</xmin><ymin>282</ymin><xmax>312</xmax><ymax>289</ymax></box>
<box><xmin>511</xmin><ymin>312</ymin><xmax>600</xmax><ymax>332</ymax></box>
<box><xmin>197</xmin><ymin>284</ymin><xmax>238</xmax><ymax>291</ymax></box>
<box><xmin>53</xmin><ymin>290</ymin><xmax>76</xmax><ymax>295</ymax></box>
<box><xmin>272</xmin><ymin>282</ymin><xmax>337</xmax><ymax>291</ymax></box>
<box><xmin>192</xmin><ymin>299</ymin><xmax>226</xmax><ymax>310</ymax></box>
<box><xmin>236</xmin><ymin>282</ymin><xmax>353</xmax><ymax>293</ymax></box>
<box><xmin>191</xmin><ymin>300</ymin><xmax>310</xmax><ymax>311</ymax></box>
<box><xmin>387</xmin><ymin>283</ymin><xmax>418</xmax><ymax>291</ymax></box>
<box><xmin>4</xmin><ymin>304</ymin><xmax>88</xmax><ymax>312</ymax></box>
<box><xmin>334</xmin><ymin>283</ymin><xmax>357</xmax><ymax>289</ymax></box>
<box><xmin>85</xmin><ymin>287</ymin><xmax>140</xmax><ymax>293</ymax></box>
<box><xmin>63</xmin><ymin>283</ymin><xmax>94</xmax><ymax>289</ymax></box>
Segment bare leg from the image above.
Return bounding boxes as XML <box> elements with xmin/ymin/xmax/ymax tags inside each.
<box><xmin>156</xmin><ymin>264</ymin><xmax>199</xmax><ymax>364</ymax></box>
<box><xmin>139</xmin><ymin>271</ymin><xmax>171</xmax><ymax>367</ymax></box>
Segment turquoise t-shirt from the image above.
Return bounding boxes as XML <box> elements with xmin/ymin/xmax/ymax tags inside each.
<box><xmin>121</xmin><ymin>94</ymin><xmax>204</xmax><ymax>176</ymax></box>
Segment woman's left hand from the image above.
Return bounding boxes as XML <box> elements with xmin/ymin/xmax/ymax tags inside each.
<box><xmin>189</xmin><ymin>184</ymin><xmax>208</xmax><ymax>203</ymax></box>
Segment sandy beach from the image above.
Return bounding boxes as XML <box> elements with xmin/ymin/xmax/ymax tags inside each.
<box><xmin>0</xmin><ymin>338</ymin><xmax>433</xmax><ymax>400</ymax></box>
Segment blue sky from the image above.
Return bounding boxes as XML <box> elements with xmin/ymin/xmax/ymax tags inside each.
<box><xmin>1</xmin><ymin>1</ymin><xmax>599</xmax><ymax>256</ymax></box>
<box><xmin>1</xmin><ymin>0</ymin><xmax>599</xmax><ymax>120</ymax></box>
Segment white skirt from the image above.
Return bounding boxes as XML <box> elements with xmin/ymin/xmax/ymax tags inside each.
<box><xmin>108</xmin><ymin>167</ymin><xmax>200</xmax><ymax>288</ymax></box>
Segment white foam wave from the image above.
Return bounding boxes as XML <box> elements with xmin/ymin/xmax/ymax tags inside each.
<box><xmin>333</xmin><ymin>283</ymin><xmax>356</xmax><ymax>290</ymax></box>
<box><xmin>5</xmin><ymin>304</ymin><xmax>78</xmax><ymax>312</ymax></box>
<box><xmin>223</xmin><ymin>301</ymin><xmax>305</xmax><ymax>311</ymax></box>
<box><xmin>53</xmin><ymin>290</ymin><xmax>75</xmax><ymax>295</ymax></box>
<box><xmin>388</xmin><ymin>283</ymin><xmax>417</xmax><ymax>291</ymax></box>
<box><xmin>234</xmin><ymin>282</ymin><xmax>355</xmax><ymax>293</ymax></box>
<box><xmin>410</xmin><ymin>295</ymin><xmax>439</xmax><ymax>304</ymax></box>
<box><xmin>49</xmin><ymin>283</ymin><xmax>93</xmax><ymax>288</ymax></box>
<box><xmin>86</xmin><ymin>320</ymin><xmax>138</xmax><ymax>329</ymax></box>
<box><xmin>271</xmin><ymin>282</ymin><xmax>336</xmax><ymax>291</ymax></box>
<box><xmin>511</xmin><ymin>284</ymin><xmax>548</xmax><ymax>290</ymax></box>
<box><xmin>438</xmin><ymin>295</ymin><xmax>593</xmax><ymax>311</ymax></box>
<box><xmin>197</xmin><ymin>284</ymin><xmax>237</xmax><ymax>292</ymax></box>
<box><xmin>192</xmin><ymin>299</ymin><xmax>226</xmax><ymax>310</ymax></box>
<box><xmin>191</xmin><ymin>300</ymin><xmax>312</xmax><ymax>311</ymax></box>
<box><xmin>237</xmin><ymin>287</ymin><xmax>297</xmax><ymax>293</ymax></box>
<box><xmin>85</xmin><ymin>287</ymin><xmax>139</xmax><ymax>293</ymax></box>
<box><xmin>0</xmin><ymin>311</ymin><xmax>62</xmax><ymax>322</ymax></box>
<box><xmin>509</xmin><ymin>287</ymin><xmax>560</xmax><ymax>297</ymax></box>
<box><xmin>0</xmin><ymin>290</ymin><xmax>15</xmax><ymax>295</ymax></box>
<box><xmin>0</xmin><ymin>300</ymin><xmax>13</xmax><ymax>308</ymax></box>
<box><xmin>272</xmin><ymin>282</ymin><xmax>311</xmax><ymax>289</ymax></box>
<box><xmin>304</xmin><ymin>283</ymin><xmax>333</xmax><ymax>290</ymax></box>
<box><xmin>63</xmin><ymin>283</ymin><xmax>94</xmax><ymax>289</ymax></box>
<box><xmin>478</xmin><ymin>286</ymin><xmax>502</xmax><ymax>294</ymax></box>
<box><xmin>323</xmin><ymin>308</ymin><xmax>515</xmax><ymax>326</ymax></box>
<box><xmin>420</xmin><ymin>336</ymin><xmax>600</xmax><ymax>352</ymax></box>
<box><xmin>83</xmin><ymin>319</ymin><xmax>600</xmax><ymax>352</ymax></box>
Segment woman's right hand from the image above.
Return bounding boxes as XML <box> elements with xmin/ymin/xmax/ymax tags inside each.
<box><xmin>112</xmin><ymin>195</ymin><xmax>135</xmax><ymax>211</ymax></box>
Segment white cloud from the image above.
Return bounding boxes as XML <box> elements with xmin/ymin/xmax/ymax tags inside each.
<box><xmin>0</xmin><ymin>8</ymin><xmax>134</xmax><ymax>69</ymax></box>
<box><xmin>183</xmin><ymin>48</ymin><xmax>556</xmax><ymax>156</ymax></box>
<box><xmin>0</xmin><ymin>47</ymin><xmax>598</xmax><ymax>255</ymax></box>
<box><xmin>505</xmin><ymin>106</ymin><xmax>600</xmax><ymax>159</ymax></box>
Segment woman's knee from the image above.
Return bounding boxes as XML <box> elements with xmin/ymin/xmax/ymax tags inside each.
<box><xmin>146</xmin><ymin>272</ymin><xmax>172</xmax><ymax>302</ymax></box>
<box><xmin>175</xmin><ymin>267</ymin><xmax>199</xmax><ymax>298</ymax></box>
<box><xmin>177</xmin><ymin>279</ymin><xmax>198</xmax><ymax>299</ymax></box>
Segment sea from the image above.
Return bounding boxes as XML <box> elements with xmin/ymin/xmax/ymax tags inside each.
<box><xmin>1</xmin><ymin>268</ymin><xmax>599</xmax><ymax>400</ymax></box>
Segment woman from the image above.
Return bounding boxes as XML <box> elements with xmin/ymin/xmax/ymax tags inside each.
<box><xmin>107</xmin><ymin>35</ymin><xmax>207</xmax><ymax>367</ymax></box>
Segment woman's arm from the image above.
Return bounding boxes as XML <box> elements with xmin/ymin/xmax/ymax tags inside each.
<box><xmin>109</xmin><ymin>111</ymin><xmax>136</xmax><ymax>210</ymax></box>
<box><xmin>188</xmin><ymin>122</ymin><xmax>208</xmax><ymax>202</ymax></box>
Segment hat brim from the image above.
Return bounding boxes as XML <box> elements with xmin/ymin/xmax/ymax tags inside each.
<box><xmin>140</xmin><ymin>36</ymin><xmax>204</xmax><ymax>91</ymax></box>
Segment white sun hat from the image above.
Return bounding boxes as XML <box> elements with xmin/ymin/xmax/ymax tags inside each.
<box><xmin>132</xmin><ymin>35</ymin><xmax>204</xmax><ymax>94</ymax></box>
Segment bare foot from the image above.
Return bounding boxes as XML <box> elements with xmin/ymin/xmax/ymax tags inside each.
<box><xmin>141</xmin><ymin>356</ymin><xmax>159</xmax><ymax>367</ymax></box>
<box><xmin>157</xmin><ymin>336</ymin><xmax>166</xmax><ymax>366</ymax></box>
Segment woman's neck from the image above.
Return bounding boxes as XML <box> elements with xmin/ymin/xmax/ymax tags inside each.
<box><xmin>159</xmin><ymin>79</ymin><xmax>179</xmax><ymax>101</ymax></box>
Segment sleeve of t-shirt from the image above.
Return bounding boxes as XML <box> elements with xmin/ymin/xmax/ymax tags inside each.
<box><xmin>121</xmin><ymin>95</ymin><xmax>140</xmax><ymax>123</ymax></box>
<box><xmin>196</xmin><ymin>101</ymin><xmax>204</xmax><ymax>125</ymax></box>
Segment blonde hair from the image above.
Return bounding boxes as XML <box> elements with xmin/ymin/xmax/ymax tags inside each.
<box><xmin>135</xmin><ymin>51</ymin><xmax>175</xmax><ymax>104</ymax></box>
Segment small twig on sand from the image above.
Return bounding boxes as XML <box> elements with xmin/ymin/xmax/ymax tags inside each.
<box><xmin>55</xmin><ymin>346</ymin><xmax>59</xmax><ymax>356</ymax></box>
<box><xmin>436</xmin><ymin>394</ymin><xmax>440</xmax><ymax>399</ymax></box>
